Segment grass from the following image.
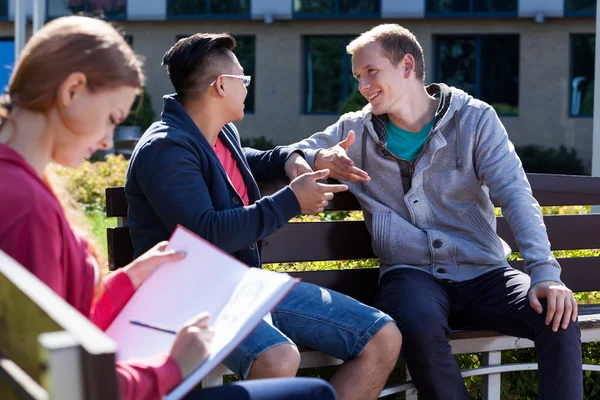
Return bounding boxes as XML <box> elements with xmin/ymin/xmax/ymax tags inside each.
<box><xmin>85</xmin><ymin>209</ymin><xmax>116</xmax><ymax>257</ymax></box>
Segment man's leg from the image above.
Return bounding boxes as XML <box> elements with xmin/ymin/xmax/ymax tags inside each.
<box><xmin>458</xmin><ymin>267</ymin><xmax>583</xmax><ymax>400</ymax></box>
<box><xmin>223</xmin><ymin>320</ymin><xmax>300</xmax><ymax>380</ymax></box>
<box><xmin>375</xmin><ymin>268</ymin><xmax>470</xmax><ymax>400</ymax></box>
<box><xmin>272</xmin><ymin>282</ymin><xmax>401</xmax><ymax>400</ymax></box>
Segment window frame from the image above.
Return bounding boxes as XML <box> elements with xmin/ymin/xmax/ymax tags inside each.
<box><xmin>293</xmin><ymin>0</ymin><xmax>381</xmax><ymax>19</ymax></box>
<box><xmin>434</xmin><ymin>34</ymin><xmax>520</xmax><ymax>117</ymax></box>
<box><xmin>167</xmin><ymin>0</ymin><xmax>251</xmax><ymax>20</ymax></box>
<box><xmin>569</xmin><ymin>33</ymin><xmax>595</xmax><ymax>118</ymax></box>
<box><xmin>46</xmin><ymin>0</ymin><xmax>127</xmax><ymax>20</ymax></box>
<box><xmin>425</xmin><ymin>0</ymin><xmax>518</xmax><ymax>18</ymax></box>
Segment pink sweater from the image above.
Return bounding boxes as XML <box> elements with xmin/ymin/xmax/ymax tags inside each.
<box><xmin>0</xmin><ymin>144</ymin><xmax>181</xmax><ymax>399</ymax></box>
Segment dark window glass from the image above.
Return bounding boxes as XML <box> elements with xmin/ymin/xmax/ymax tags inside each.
<box><xmin>571</xmin><ymin>34</ymin><xmax>595</xmax><ymax>116</ymax></box>
<box><xmin>48</xmin><ymin>0</ymin><xmax>126</xmax><ymax>19</ymax></box>
<box><xmin>565</xmin><ymin>0</ymin><xmax>596</xmax><ymax>14</ymax></box>
<box><xmin>427</xmin><ymin>0</ymin><xmax>516</xmax><ymax>14</ymax></box>
<box><xmin>294</xmin><ymin>0</ymin><xmax>379</xmax><ymax>14</ymax></box>
<box><xmin>0</xmin><ymin>0</ymin><xmax>7</xmax><ymax>18</ymax></box>
<box><xmin>234</xmin><ymin>36</ymin><xmax>255</xmax><ymax>113</ymax></box>
<box><xmin>168</xmin><ymin>0</ymin><xmax>249</xmax><ymax>17</ymax></box>
<box><xmin>436</xmin><ymin>35</ymin><xmax>519</xmax><ymax>115</ymax></box>
<box><xmin>304</xmin><ymin>36</ymin><xmax>355</xmax><ymax>113</ymax></box>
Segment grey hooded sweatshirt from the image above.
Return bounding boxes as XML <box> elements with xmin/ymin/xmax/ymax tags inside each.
<box><xmin>295</xmin><ymin>83</ymin><xmax>562</xmax><ymax>287</ymax></box>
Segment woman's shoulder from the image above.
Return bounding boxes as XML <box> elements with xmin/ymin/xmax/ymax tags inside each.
<box><xmin>0</xmin><ymin>162</ymin><xmax>63</xmax><ymax>223</ymax></box>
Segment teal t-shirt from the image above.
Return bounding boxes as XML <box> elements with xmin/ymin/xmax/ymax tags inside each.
<box><xmin>386</xmin><ymin>117</ymin><xmax>435</xmax><ymax>162</ymax></box>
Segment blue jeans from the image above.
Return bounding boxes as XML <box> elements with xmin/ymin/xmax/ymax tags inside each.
<box><xmin>224</xmin><ymin>282</ymin><xmax>394</xmax><ymax>378</ymax></box>
<box><xmin>376</xmin><ymin>267</ymin><xmax>582</xmax><ymax>400</ymax></box>
<box><xmin>184</xmin><ymin>378</ymin><xmax>336</xmax><ymax>400</ymax></box>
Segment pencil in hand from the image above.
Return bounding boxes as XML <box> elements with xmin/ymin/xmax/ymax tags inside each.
<box><xmin>130</xmin><ymin>320</ymin><xmax>177</xmax><ymax>335</ymax></box>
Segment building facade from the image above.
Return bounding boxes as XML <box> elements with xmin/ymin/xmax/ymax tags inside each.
<box><xmin>2</xmin><ymin>0</ymin><xmax>597</xmax><ymax>169</ymax></box>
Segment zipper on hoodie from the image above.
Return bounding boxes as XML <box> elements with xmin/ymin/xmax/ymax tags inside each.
<box><xmin>380</xmin><ymin>132</ymin><xmax>435</xmax><ymax>177</ymax></box>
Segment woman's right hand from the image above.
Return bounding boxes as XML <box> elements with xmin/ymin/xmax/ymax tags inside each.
<box><xmin>169</xmin><ymin>312</ymin><xmax>215</xmax><ymax>379</ymax></box>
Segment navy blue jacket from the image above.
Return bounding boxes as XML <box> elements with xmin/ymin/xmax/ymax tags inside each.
<box><xmin>125</xmin><ymin>94</ymin><xmax>301</xmax><ymax>268</ymax></box>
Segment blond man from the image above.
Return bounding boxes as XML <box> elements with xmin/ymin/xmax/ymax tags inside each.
<box><xmin>293</xmin><ymin>24</ymin><xmax>582</xmax><ymax>400</ymax></box>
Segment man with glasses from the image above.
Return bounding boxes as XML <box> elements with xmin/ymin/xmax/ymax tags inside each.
<box><xmin>125</xmin><ymin>33</ymin><xmax>401</xmax><ymax>400</ymax></box>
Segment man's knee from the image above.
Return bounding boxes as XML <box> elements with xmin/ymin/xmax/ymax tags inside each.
<box><xmin>360</xmin><ymin>322</ymin><xmax>402</xmax><ymax>368</ymax></box>
<box><xmin>248</xmin><ymin>344</ymin><xmax>300</xmax><ymax>379</ymax></box>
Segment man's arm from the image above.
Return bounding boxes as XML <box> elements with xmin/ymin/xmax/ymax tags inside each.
<box><xmin>134</xmin><ymin>138</ymin><xmax>300</xmax><ymax>254</ymax></box>
<box><xmin>290</xmin><ymin>119</ymin><xmax>370</xmax><ymax>182</ymax></box>
<box><xmin>474</xmin><ymin>107</ymin><xmax>559</xmax><ymax>285</ymax></box>
<box><xmin>242</xmin><ymin>145</ymin><xmax>302</xmax><ymax>182</ymax></box>
<box><xmin>474</xmin><ymin>106</ymin><xmax>577</xmax><ymax>331</ymax></box>
<box><xmin>225</xmin><ymin>122</ymin><xmax>304</xmax><ymax>182</ymax></box>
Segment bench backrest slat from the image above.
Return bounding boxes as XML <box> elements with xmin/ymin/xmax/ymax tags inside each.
<box><xmin>106</xmin><ymin>173</ymin><xmax>600</xmax><ymax>296</ymax></box>
<box><xmin>105</xmin><ymin>173</ymin><xmax>600</xmax><ymax>218</ymax></box>
<box><xmin>286</xmin><ymin>257</ymin><xmax>600</xmax><ymax>306</ymax></box>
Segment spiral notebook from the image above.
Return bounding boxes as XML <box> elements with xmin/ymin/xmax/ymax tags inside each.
<box><xmin>105</xmin><ymin>225</ymin><xmax>298</xmax><ymax>399</ymax></box>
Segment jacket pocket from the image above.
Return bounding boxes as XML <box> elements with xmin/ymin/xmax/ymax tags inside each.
<box><xmin>462</xmin><ymin>203</ymin><xmax>504</xmax><ymax>254</ymax></box>
<box><xmin>371</xmin><ymin>212</ymin><xmax>391</xmax><ymax>262</ymax></box>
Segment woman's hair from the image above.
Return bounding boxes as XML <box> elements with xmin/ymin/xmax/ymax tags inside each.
<box><xmin>0</xmin><ymin>16</ymin><xmax>145</xmax><ymax>293</ymax></box>
<box><xmin>0</xmin><ymin>15</ymin><xmax>144</xmax><ymax>118</ymax></box>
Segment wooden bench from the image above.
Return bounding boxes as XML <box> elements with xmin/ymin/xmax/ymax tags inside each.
<box><xmin>0</xmin><ymin>250</ymin><xmax>119</xmax><ymax>400</ymax></box>
<box><xmin>106</xmin><ymin>173</ymin><xmax>600</xmax><ymax>399</ymax></box>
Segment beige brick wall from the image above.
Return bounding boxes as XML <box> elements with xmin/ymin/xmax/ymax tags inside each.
<box><xmin>7</xmin><ymin>17</ymin><xmax>597</xmax><ymax>169</ymax></box>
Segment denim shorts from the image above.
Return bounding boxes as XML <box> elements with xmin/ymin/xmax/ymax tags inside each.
<box><xmin>223</xmin><ymin>281</ymin><xmax>394</xmax><ymax>378</ymax></box>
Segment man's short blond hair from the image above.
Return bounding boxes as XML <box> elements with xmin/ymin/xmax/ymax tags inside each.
<box><xmin>347</xmin><ymin>24</ymin><xmax>425</xmax><ymax>81</ymax></box>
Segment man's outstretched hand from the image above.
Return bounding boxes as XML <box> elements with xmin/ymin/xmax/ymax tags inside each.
<box><xmin>314</xmin><ymin>130</ymin><xmax>370</xmax><ymax>183</ymax></box>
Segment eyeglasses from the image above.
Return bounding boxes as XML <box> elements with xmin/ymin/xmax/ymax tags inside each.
<box><xmin>210</xmin><ymin>74</ymin><xmax>252</xmax><ymax>88</ymax></box>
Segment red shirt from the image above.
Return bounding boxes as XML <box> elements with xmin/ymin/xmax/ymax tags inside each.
<box><xmin>0</xmin><ymin>144</ymin><xmax>181</xmax><ymax>399</ymax></box>
<box><xmin>214</xmin><ymin>137</ymin><xmax>249</xmax><ymax>206</ymax></box>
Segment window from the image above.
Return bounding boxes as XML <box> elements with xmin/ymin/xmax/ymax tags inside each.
<box><xmin>435</xmin><ymin>35</ymin><xmax>519</xmax><ymax>115</ymax></box>
<box><xmin>565</xmin><ymin>0</ymin><xmax>596</xmax><ymax>15</ymax></box>
<box><xmin>0</xmin><ymin>38</ymin><xmax>14</xmax><ymax>91</ymax></box>
<box><xmin>175</xmin><ymin>35</ymin><xmax>255</xmax><ymax>112</ymax></box>
<box><xmin>168</xmin><ymin>0</ymin><xmax>250</xmax><ymax>18</ymax></box>
<box><xmin>234</xmin><ymin>36</ymin><xmax>255</xmax><ymax>113</ymax></box>
<box><xmin>570</xmin><ymin>34</ymin><xmax>595</xmax><ymax>117</ymax></box>
<box><xmin>304</xmin><ymin>36</ymin><xmax>355</xmax><ymax>114</ymax></box>
<box><xmin>426</xmin><ymin>0</ymin><xmax>517</xmax><ymax>16</ymax></box>
<box><xmin>294</xmin><ymin>0</ymin><xmax>379</xmax><ymax>17</ymax></box>
<box><xmin>47</xmin><ymin>0</ymin><xmax>126</xmax><ymax>19</ymax></box>
<box><xmin>0</xmin><ymin>0</ymin><xmax>7</xmax><ymax>19</ymax></box>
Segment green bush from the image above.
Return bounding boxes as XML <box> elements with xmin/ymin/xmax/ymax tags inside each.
<box><xmin>51</xmin><ymin>154</ymin><xmax>129</xmax><ymax>212</ymax></box>
<box><xmin>515</xmin><ymin>144</ymin><xmax>587</xmax><ymax>175</ymax></box>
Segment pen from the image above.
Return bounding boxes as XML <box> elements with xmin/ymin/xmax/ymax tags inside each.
<box><xmin>130</xmin><ymin>320</ymin><xmax>177</xmax><ymax>335</ymax></box>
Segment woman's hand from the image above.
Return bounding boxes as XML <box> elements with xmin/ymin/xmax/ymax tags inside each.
<box><xmin>122</xmin><ymin>241</ymin><xmax>186</xmax><ymax>290</ymax></box>
<box><xmin>170</xmin><ymin>312</ymin><xmax>215</xmax><ymax>378</ymax></box>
